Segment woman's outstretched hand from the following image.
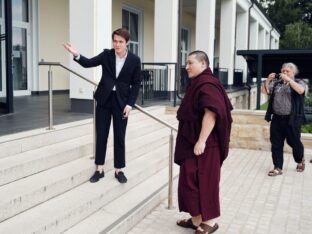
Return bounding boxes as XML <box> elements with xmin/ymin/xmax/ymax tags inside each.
<box><xmin>63</xmin><ymin>42</ymin><xmax>79</xmax><ymax>57</ymax></box>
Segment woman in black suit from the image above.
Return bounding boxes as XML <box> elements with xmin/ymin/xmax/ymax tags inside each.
<box><xmin>64</xmin><ymin>28</ymin><xmax>142</xmax><ymax>183</ymax></box>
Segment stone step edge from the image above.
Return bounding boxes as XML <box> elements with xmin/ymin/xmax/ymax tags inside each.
<box><xmin>102</xmin><ymin>173</ymin><xmax>180</xmax><ymax>234</ymax></box>
<box><xmin>0</xmin><ymin>122</ymin><xmax>174</xmax><ymax>187</ymax></box>
<box><xmin>0</xmin><ymin>105</ymin><xmax>165</xmax><ymax>144</ymax></box>
<box><xmin>0</xmin><ymin>110</ymin><xmax>175</xmax><ymax>160</ymax></box>
<box><xmin>0</xmin><ymin>146</ymin><xmax>170</xmax><ymax>233</ymax></box>
<box><xmin>63</xmin><ymin>165</ymin><xmax>179</xmax><ymax>234</ymax></box>
<box><xmin>0</xmin><ymin>134</ymin><xmax>170</xmax><ymax>222</ymax></box>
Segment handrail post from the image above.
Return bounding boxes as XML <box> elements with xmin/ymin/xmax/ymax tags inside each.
<box><xmin>47</xmin><ymin>66</ymin><xmax>54</xmax><ymax>130</ymax></box>
<box><xmin>168</xmin><ymin>129</ymin><xmax>174</xmax><ymax>209</ymax></box>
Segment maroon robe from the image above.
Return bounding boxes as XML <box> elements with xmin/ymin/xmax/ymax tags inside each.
<box><xmin>174</xmin><ymin>68</ymin><xmax>233</xmax><ymax>220</ymax></box>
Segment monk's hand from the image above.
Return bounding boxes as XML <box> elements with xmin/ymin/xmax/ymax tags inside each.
<box><xmin>194</xmin><ymin>140</ymin><xmax>206</xmax><ymax>156</ymax></box>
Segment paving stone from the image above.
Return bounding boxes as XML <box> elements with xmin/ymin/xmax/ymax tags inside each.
<box><xmin>129</xmin><ymin>148</ymin><xmax>312</xmax><ymax>234</ymax></box>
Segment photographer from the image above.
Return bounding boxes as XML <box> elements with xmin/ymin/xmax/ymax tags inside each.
<box><xmin>262</xmin><ymin>62</ymin><xmax>306</xmax><ymax>176</ymax></box>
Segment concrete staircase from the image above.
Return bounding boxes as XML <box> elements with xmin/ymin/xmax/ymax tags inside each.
<box><xmin>0</xmin><ymin>106</ymin><xmax>179</xmax><ymax>234</ymax></box>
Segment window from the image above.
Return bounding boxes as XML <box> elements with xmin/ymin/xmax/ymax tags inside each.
<box><xmin>0</xmin><ymin>0</ymin><xmax>2</xmax><ymax>18</ymax></box>
<box><xmin>122</xmin><ymin>8</ymin><xmax>141</xmax><ymax>56</ymax></box>
<box><xmin>12</xmin><ymin>0</ymin><xmax>29</xmax><ymax>22</ymax></box>
<box><xmin>181</xmin><ymin>28</ymin><xmax>190</xmax><ymax>66</ymax></box>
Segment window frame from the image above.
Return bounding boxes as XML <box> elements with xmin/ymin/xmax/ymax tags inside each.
<box><xmin>122</xmin><ymin>5</ymin><xmax>143</xmax><ymax>59</ymax></box>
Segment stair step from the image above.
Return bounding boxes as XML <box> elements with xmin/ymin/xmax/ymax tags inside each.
<box><xmin>64</xmin><ymin>165</ymin><xmax>179</xmax><ymax>234</ymax></box>
<box><xmin>0</xmin><ymin>106</ymin><xmax>179</xmax><ymax>234</ymax></box>
<box><xmin>0</xmin><ymin>135</ymin><xmax>93</xmax><ymax>186</ymax></box>
<box><xmin>0</xmin><ymin>144</ymin><xmax>170</xmax><ymax>234</ymax></box>
<box><xmin>0</xmin><ymin>127</ymin><xmax>171</xmax><ymax>222</ymax></box>
<box><xmin>0</xmin><ymin>106</ymin><xmax>168</xmax><ymax>159</ymax></box>
<box><xmin>0</xmin><ymin>113</ymin><xmax>176</xmax><ymax>186</ymax></box>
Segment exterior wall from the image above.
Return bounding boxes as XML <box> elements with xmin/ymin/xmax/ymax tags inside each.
<box><xmin>228</xmin><ymin>90</ymin><xmax>249</xmax><ymax>109</ymax></box>
<box><xmin>165</xmin><ymin>107</ymin><xmax>312</xmax><ymax>153</ymax></box>
<box><xmin>38</xmin><ymin>0</ymin><xmax>69</xmax><ymax>91</ymax></box>
<box><xmin>227</xmin><ymin>86</ymin><xmax>269</xmax><ymax>110</ymax></box>
<box><xmin>231</xmin><ymin>110</ymin><xmax>312</xmax><ymax>154</ymax></box>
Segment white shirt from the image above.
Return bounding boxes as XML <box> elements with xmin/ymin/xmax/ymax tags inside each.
<box><xmin>113</xmin><ymin>51</ymin><xmax>128</xmax><ymax>90</ymax></box>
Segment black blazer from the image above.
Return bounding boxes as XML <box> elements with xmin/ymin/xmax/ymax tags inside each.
<box><xmin>74</xmin><ymin>48</ymin><xmax>142</xmax><ymax>108</ymax></box>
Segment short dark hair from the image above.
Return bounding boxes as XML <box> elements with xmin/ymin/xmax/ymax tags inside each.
<box><xmin>188</xmin><ymin>50</ymin><xmax>210</xmax><ymax>67</ymax></box>
<box><xmin>112</xmin><ymin>28</ymin><xmax>130</xmax><ymax>42</ymax></box>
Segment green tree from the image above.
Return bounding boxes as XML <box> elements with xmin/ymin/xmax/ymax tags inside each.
<box><xmin>258</xmin><ymin>0</ymin><xmax>312</xmax><ymax>48</ymax></box>
<box><xmin>296</xmin><ymin>0</ymin><xmax>312</xmax><ymax>24</ymax></box>
<box><xmin>265</xmin><ymin>0</ymin><xmax>302</xmax><ymax>33</ymax></box>
<box><xmin>280</xmin><ymin>21</ymin><xmax>312</xmax><ymax>48</ymax></box>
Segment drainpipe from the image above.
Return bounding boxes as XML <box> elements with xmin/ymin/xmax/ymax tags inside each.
<box><xmin>176</xmin><ymin>0</ymin><xmax>183</xmax><ymax>101</ymax></box>
<box><xmin>246</xmin><ymin>0</ymin><xmax>255</xmax><ymax>109</ymax></box>
<box><xmin>247</xmin><ymin>0</ymin><xmax>255</xmax><ymax>50</ymax></box>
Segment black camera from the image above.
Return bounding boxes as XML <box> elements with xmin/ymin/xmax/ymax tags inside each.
<box><xmin>273</xmin><ymin>73</ymin><xmax>284</xmax><ymax>84</ymax></box>
<box><xmin>273</xmin><ymin>74</ymin><xmax>280</xmax><ymax>80</ymax></box>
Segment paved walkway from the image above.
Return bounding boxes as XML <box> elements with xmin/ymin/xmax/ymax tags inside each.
<box><xmin>129</xmin><ymin>148</ymin><xmax>312</xmax><ymax>234</ymax></box>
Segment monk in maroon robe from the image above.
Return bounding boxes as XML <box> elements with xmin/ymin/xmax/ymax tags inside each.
<box><xmin>175</xmin><ymin>51</ymin><xmax>232</xmax><ymax>234</ymax></box>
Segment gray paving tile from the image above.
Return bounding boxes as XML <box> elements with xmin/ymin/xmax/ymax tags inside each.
<box><xmin>129</xmin><ymin>148</ymin><xmax>312</xmax><ymax>234</ymax></box>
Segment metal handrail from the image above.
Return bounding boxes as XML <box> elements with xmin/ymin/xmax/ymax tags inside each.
<box><xmin>38</xmin><ymin>61</ymin><xmax>177</xmax><ymax>209</ymax></box>
<box><xmin>39</xmin><ymin>61</ymin><xmax>98</xmax><ymax>86</ymax></box>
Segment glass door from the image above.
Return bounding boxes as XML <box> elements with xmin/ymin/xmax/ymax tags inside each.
<box><xmin>12</xmin><ymin>27</ymin><xmax>28</xmax><ymax>94</ymax></box>
<box><xmin>12</xmin><ymin>0</ymin><xmax>30</xmax><ymax>96</ymax></box>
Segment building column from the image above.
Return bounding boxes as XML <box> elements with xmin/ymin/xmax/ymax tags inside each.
<box><xmin>195</xmin><ymin>0</ymin><xmax>216</xmax><ymax>68</ymax></box>
<box><xmin>69</xmin><ymin>0</ymin><xmax>112</xmax><ymax>111</ymax></box>
<box><xmin>266</xmin><ymin>31</ymin><xmax>270</xmax><ymax>49</ymax></box>
<box><xmin>236</xmin><ymin>10</ymin><xmax>249</xmax><ymax>83</ymax></box>
<box><xmin>154</xmin><ymin>0</ymin><xmax>178</xmax><ymax>96</ymax></box>
<box><xmin>219</xmin><ymin>0</ymin><xmax>236</xmax><ymax>85</ymax></box>
<box><xmin>258</xmin><ymin>26</ymin><xmax>265</xmax><ymax>49</ymax></box>
<box><xmin>249</xmin><ymin>20</ymin><xmax>258</xmax><ymax>49</ymax></box>
<box><xmin>154</xmin><ymin>0</ymin><xmax>178</xmax><ymax>63</ymax></box>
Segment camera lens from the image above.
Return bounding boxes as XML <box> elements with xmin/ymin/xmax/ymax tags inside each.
<box><xmin>274</xmin><ymin>74</ymin><xmax>279</xmax><ymax>80</ymax></box>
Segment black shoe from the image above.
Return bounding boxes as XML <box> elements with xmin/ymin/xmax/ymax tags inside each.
<box><xmin>89</xmin><ymin>171</ymin><xmax>104</xmax><ymax>183</ymax></box>
<box><xmin>115</xmin><ymin>171</ymin><xmax>127</xmax><ymax>183</ymax></box>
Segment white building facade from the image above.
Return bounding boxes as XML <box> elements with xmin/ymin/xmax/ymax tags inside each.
<box><xmin>0</xmin><ymin>0</ymin><xmax>280</xmax><ymax>112</ymax></box>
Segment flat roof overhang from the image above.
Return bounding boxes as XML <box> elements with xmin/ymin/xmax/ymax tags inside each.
<box><xmin>237</xmin><ymin>49</ymin><xmax>312</xmax><ymax>78</ymax></box>
<box><xmin>237</xmin><ymin>49</ymin><xmax>312</xmax><ymax>109</ymax></box>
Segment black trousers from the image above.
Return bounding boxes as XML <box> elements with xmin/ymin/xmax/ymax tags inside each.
<box><xmin>95</xmin><ymin>92</ymin><xmax>128</xmax><ymax>168</ymax></box>
<box><xmin>270</xmin><ymin>114</ymin><xmax>304</xmax><ymax>170</ymax></box>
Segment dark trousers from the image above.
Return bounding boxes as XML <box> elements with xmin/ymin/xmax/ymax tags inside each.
<box><xmin>270</xmin><ymin>115</ymin><xmax>304</xmax><ymax>169</ymax></box>
<box><xmin>95</xmin><ymin>92</ymin><xmax>128</xmax><ymax>168</ymax></box>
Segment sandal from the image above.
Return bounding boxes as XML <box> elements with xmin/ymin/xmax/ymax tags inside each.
<box><xmin>296</xmin><ymin>159</ymin><xmax>305</xmax><ymax>172</ymax></box>
<box><xmin>195</xmin><ymin>223</ymin><xmax>219</xmax><ymax>234</ymax></box>
<box><xmin>176</xmin><ymin>218</ymin><xmax>198</xmax><ymax>230</ymax></box>
<box><xmin>268</xmin><ymin>168</ymin><xmax>283</xmax><ymax>176</ymax></box>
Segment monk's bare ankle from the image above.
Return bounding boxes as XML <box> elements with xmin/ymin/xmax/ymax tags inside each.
<box><xmin>191</xmin><ymin>216</ymin><xmax>202</xmax><ymax>226</ymax></box>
